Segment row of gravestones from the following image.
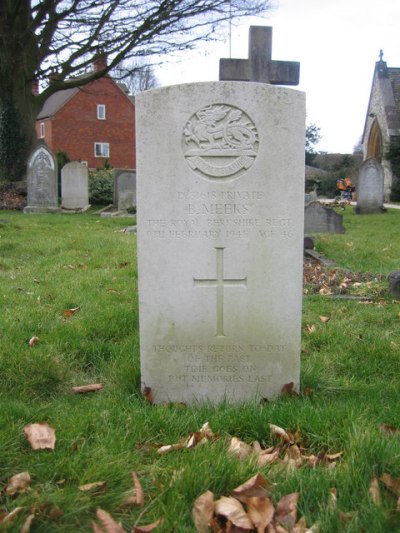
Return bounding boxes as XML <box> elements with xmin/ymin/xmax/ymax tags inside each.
<box><xmin>23</xmin><ymin>143</ymin><xmax>136</xmax><ymax>213</ymax></box>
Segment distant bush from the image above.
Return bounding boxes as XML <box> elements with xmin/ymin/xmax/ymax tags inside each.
<box><xmin>89</xmin><ymin>168</ymin><xmax>113</xmax><ymax>205</ymax></box>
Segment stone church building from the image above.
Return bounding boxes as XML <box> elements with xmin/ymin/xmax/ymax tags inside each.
<box><xmin>362</xmin><ymin>52</ymin><xmax>400</xmax><ymax>200</ymax></box>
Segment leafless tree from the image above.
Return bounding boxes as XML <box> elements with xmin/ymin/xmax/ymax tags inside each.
<box><xmin>0</xmin><ymin>0</ymin><xmax>273</xmax><ymax>183</ymax></box>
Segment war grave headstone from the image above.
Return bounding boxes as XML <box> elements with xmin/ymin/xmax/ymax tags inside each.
<box><xmin>24</xmin><ymin>144</ymin><xmax>61</xmax><ymax>213</ymax></box>
<box><xmin>355</xmin><ymin>158</ymin><xmax>386</xmax><ymax>214</ymax></box>
<box><xmin>136</xmin><ymin>80</ymin><xmax>305</xmax><ymax>404</ymax></box>
<box><xmin>61</xmin><ymin>161</ymin><xmax>90</xmax><ymax>211</ymax></box>
<box><xmin>113</xmin><ymin>169</ymin><xmax>136</xmax><ymax>211</ymax></box>
<box><xmin>304</xmin><ymin>201</ymin><xmax>345</xmax><ymax>234</ymax></box>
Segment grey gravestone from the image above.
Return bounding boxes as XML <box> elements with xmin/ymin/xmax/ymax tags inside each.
<box><xmin>24</xmin><ymin>144</ymin><xmax>60</xmax><ymax>213</ymax></box>
<box><xmin>304</xmin><ymin>201</ymin><xmax>345</xmax><ymax>234</ymax></box>
<box><xmin>220</xmin><ymin>26</ymin><xmax>299</xmax><ymax>85</ymax></box>
<box><xmin>61</xmin><ymin>161</ymin><xmax>89</xmax><ymax>210</ymax></box>
<box><xmin>136</xmin><ymin>82</ymin><xmax>305</xmax><ymax>404</ymax></box>
<box><xmin>388</xmin><ymin>271</ymin><xmax>400</xmax><ymax>298</ymax></box>
<box><xmin>355</xmin><ymin>158</ymin><xmax>386</xmax><ymax>214</ymax></box>
<box><xmin>113</xmin><ymin>169</ymin><xmax>136</xmax><ymax>211</ymax></box>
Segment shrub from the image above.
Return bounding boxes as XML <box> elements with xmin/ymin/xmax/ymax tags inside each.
<box><xmin>89</xmin><ymin>168</ymin><xmax>113</xmax><ymax>205</ymax></box>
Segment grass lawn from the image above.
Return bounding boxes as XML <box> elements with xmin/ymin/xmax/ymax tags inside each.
<box><xmin>0</xmin><ymin>207</ymin><xmax>399</xmax><ymax>532</ymax></box>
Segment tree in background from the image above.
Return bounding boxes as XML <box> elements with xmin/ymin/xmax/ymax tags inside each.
<box><xmin>305</xmin><ymin>123</ymin><xmax>321</xmax><ymax>165</ymax></box>
<box><xmin>0</xmin><ymin>0</ymin><xmax>272</xmax><ymax>185</ymax></box>
<box><xmin>113</xmin><ymin>60</ymin><xmax>159</xmax><ymax>95</ymax></box>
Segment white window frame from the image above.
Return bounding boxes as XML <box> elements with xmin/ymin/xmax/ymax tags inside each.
<box><xmin>40</xmin><ymin>122</ymin><xmax>45</xmax><ymax>138</ymax></box>
<box><xmin>97</xmin><ymin>104</ymin><xmax>106</xmax><ymax>120</ymax></box>
<box><xmin>94</xmin><ymin>142</ymin><xmax>110</xmax><ymax>158</ymax></box>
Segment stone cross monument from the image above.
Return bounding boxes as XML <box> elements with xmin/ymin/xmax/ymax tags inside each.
<box><xmin>219</xmin><ymin>26</ymin><xmax>300</xmax><ymax>85</ymax></box>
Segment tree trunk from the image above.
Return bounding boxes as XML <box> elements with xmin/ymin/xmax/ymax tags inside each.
<box><xmin>0</xmin><ymin>1</ymin><xmax>40</xmax><ymax>185</ymax></box>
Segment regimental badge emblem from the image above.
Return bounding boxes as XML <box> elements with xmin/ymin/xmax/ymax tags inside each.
<box><xmin>183</xmin><ymin>104</ymin><xmax>258</xmax><ymax>181</ymax></box>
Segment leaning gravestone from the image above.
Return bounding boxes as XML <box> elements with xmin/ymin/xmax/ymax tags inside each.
<box><xmin>355</xmin><ymin>158</ymin><xmax>385</xmax><ymax>214</ymax></box>
<box><xmin>136</xmin><ymin>82</ymin><xmax>305</xmax><ymax>404</ymax></box>
<box><xmin>113</xmin><ymin>169</ymin><xmax>136</xmax><ymax>211</ymax></box>
<box><xmin>61</xmin><ymin>161</ymin><xmax>89</xmax><ymax>210</ymax></box>
<box><xmin>304</xmin><ymin>201</ymin><xmax>345</xmax><ymax>234</ymax></box>
<box><xmin>24</xmin><ymin>144</ymin><xmax>60</xmax><ymax>213</ymax></box>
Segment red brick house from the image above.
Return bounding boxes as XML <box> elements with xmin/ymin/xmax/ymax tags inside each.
<box><xmin>35</xmin><ymin>73</ymin><xmax>136</xmax><ymax>170</ymax></box>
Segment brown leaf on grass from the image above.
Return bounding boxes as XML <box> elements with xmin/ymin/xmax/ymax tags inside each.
<box><xmin>328</xmin><ymin>488</ymin><xmax>337</xmax><ymax>511</ymax></box>
<box><xmin>380</xmin><ymin>473</ymin><xmax>400</xmax><ymax>496</ymax></box>
<box><xmin>214</xmin><ymin>496</ymin><xmax>253</xmax><ymax>530</ymax></box>
<box><xmin>79</xmin><ymin>481</ymin><xmax>107</xmax><ymax>492</ymax></box>
<box><xmin>131</xmin><ymin>472</ymin><xmax>144</xmax><ymax>506</ymax></box>
<box><xmin>157</xmin><ymin>443</ymin><xmax>185</xmax><ymax>455</ymax></box>
<box><xmin>29</xmin><ymin>336</ymin><xmax>40</xmax><ymax>347</ymax></box>
<box><xmin>369</xmin><ymin>477</ymin><xmax>381</xmax><ymax>505</ymax></box>
<box><xmin>275</xmin><ymin>492</ymin><xmax>299</xmax><ymax>530</ymax></box>
<box><xmin>339</xmin><ymin>511</ymin><xmax>356</xmax><ymax>524</ymax></box>
<box><xmin>92</xmin><ymin>508</ymin><xmax>126</xmax><ymax>533</ymax></box>
<box><xmin>5</xmin><ymin>471</ymin><xmax>31</xmax><ymax>496</ymax></box>
<box><xmin>142</xmin><ymin>386</ymin><xmax>153</xmax><ymax>404</ymax></box>
<box><xmin>269</xmin><ymin>424</ymin><xmax>291</xmax><ymax>443</ymax></box>
<box><xmin>118</xmin><ymin>261</ymin><xmax>129</xmax><ymax>269</ymax></box>
<box><xmin>244</xmin><ymin>496</ymin><xmax>274</xmax><ymax>532</ymax></box>
<box><xmin>319</xmin><ymin>316</ymin><xmax>330</xmax><ymax>323</ymax></box>
<box><xmin>283</xmin><ymin>444</ymin><xmax>303</xmax><ymax>468</ymax></box>
<box><xmin>72</xmin><ymin>383</ymin><xmax>104</xmax><ymax>394</ymax></box>
<box><xmin>228</xmin><ymin>437</ymin><xmax>253</xmax><ymax>460</ymax></box>
<box><xmin>305</xmin><ymin>324</ymin><xmax>316</xmax><ymax>333</ymax></box>
<box><xmin>257</xmin><ymin>449</ymin><xmax>280</xmax><ymax>467</ymax></box>
<box><xmin>281</xmin><ymin>382</ymin><xmax>299</xmax><ymax>397</ymax></box>
<box><xmin>0</xmin><ymin>507</ymin><xmax>25</xmax><ymax>524</ymax></box>
<box><xmin>231</xmin><ymin>474</ymin><xmax>272</xmax><ymax>502</ymax></box>
<box><xmin>20</xmin><ymin>513</ymin><xmax>35</xmax><ymax>533</ymax></box>
<box><xmin>379</xmin><ymin>423</ymin><xmax>400</xmax><ymax>436</ymax></box>
<box><xmin>192</xmin><ymin>490</ymin><xmax>214</xmax><ymax>533</ymax></box>
<box><xmin>133</xmin><ymin>520</ymin><xmax>161</xmax><ymax>532</ymax></box>
<box><xmin>48</xmin><ymin>505</ymin><xmax>64</xmax><ymax>520</ymax></box>
<box><xmin>24</xmin><ymin>423</ymin><xmax>56</xmax><ymax>450</ymax></box>
<box><xmin>63</xmin><ymin>306</ymin><xmax>81</xmax><ymax>317</ymax></box>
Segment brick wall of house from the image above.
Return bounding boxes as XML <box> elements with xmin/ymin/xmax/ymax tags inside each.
<box><xmin>36</xmin><ymin>77</ymin><xmax>136</xmax><ymax>169</ymax></box>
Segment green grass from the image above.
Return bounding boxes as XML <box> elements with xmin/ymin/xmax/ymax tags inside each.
<box><xmin>0</xmin><ymin>209</ymin><xmax>400</xmax><ymax>532</ymax></box>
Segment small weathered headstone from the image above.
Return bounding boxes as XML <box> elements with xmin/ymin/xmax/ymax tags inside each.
<box><xmin>388</xmin><ymin>271</ymin><xmax>400</xmax><ymax>298</ymax></box>
<box><xmin>304</xmin><ymin>201</ymin><xmax>345</xmax><ymax>234</ymax></box>
<box><xmin>24</xmin><ymin>144</ymin><xmax>60</xmax><ymax>213</ymax></box>
<box><xmin>113</xmin><ymin>169</ymin><xmax>136</xmax><ymax>211</ymax></box>
<box><xmin>355</xmin><ymin>158</ymin><xmax>386</xmax><ymax>214</ymax></box>
<box><xmin>61</xmin><ymin>161</ymin><xmax>89</xmax><ymax>210</ymax></box>
<box><xmin>136</xmin><ymin>82</ymin><xmax>305</xmax><ymax>404</ymax></box>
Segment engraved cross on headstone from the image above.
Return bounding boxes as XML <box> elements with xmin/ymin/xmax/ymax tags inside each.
<box><xmin>194</xmin><ymin>247</ymin><xmax>247</xmax><ymax>338</ymax></box>
<box><xmin>219</xmin><ymin>26</ymin><xmax>300</xmax><ymax>85</ymax></box>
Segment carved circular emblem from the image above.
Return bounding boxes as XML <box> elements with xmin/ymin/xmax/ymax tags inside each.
<box><xmin>182</xmin><ymin>104</ymin><xmax>258</xmax><ymax>181</ymax></box>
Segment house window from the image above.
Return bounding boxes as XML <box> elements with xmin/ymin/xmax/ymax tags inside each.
<box><xmin>94</xmin><ymin>142</ymin><xmax>109</xmax><ymax>158</ymax></box>
<box><xmin>40</xmin><ymin>122</ymin><xmax>45</xmax><ymax>138</ymax></box>
<box><xmin>97</xmin><ymin>104</ymin><xmax>106</xmax><ymax>120</ymax></box>
<box><xmin>81</xmin><ymin>161</ymin><xmax>88</xmax><ymax>167</ymax></box>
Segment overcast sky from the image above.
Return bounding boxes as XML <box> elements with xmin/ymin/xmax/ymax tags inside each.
<box><xmin>155</xmin><ymin>0</ymin><xmax>400</xmax><ymax>154</ymax></box>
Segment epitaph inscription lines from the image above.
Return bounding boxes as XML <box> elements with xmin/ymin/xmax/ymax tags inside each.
<box><xmin>194</xmin><ymin>247</ymin><xmax>247</xmax><ymax>337</ymax></box>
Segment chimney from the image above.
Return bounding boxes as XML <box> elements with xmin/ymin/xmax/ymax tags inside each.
<box><xmin>93</xmin><ymin>51</ymin><xmax>107</xmax><ymax>73</ymax></box>
<box><xmin>32</xmin><ymin>80</ymin><xmax>39</xmax><ymax>95</ymax></box>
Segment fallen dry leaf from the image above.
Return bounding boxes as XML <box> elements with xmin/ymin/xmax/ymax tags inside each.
<box><xmin>133</xmin><ymin>520</ymin><xmax>161</xmax><ymax>532</ymax></box>
<box><xmin>281</xmin><ymin>382</ymin><xmax>299</xmax><ymax>396</ymax></box>
<box><xmin>379</xmin><ymin>423</ymin><xmax>400</xmax><ymax>436</ymax></box>
<box><xmin>92</xmin><ymin>508</ymin><xmax>126</xmax><ymax>533</ymax></box>
<box><xmin>228</xmin><ymin>437</ymin><xmax>253</xmax><ymax>460</ymax></box>
<box><xmin>24</xmin><ymin>423</ymin><xmax>56</xmax><ymax>450</ymax></box>
<box><xmin>131</xmin><ymin>472</ymin><xmax>144</xmax><ymax>506</ymax></box>
<box><xmin>63</xmin><ymin>306</ymin><xmax>81</xmax><ymax>317</ymax></box>
<box><xmin>72</xmin><ymin>383</ymin><xmax>104</xmax><ymax>394</ymax></box>
<box><xmin>29</xmin><ymin>336</ymin><xmax>40</xmax><ymax>347</ymax></box>
<box><xmin>245</xmin><ymin>496</ymin><xmax>274</xmax><ymax>532</ymax></box>
<box><xmin>6</xmin><ymin>471</ymin><xmax>31</xmax><ymax>496</ymax></box>
<box><xmin>369</xmin><ymin>477</ymin><xmax>381</xmax><ymax>505</ymax></box>
<box><xmin>142</xmin><ymin>386</ymin><xmax>153</xmax><ymax>404</ymax></box>
<box><xmin>319</xmin><ymin>316</ymin><xmax>330</xmax><ymax>323</ymax></box>
<box><xmin>0</xmin><ymin>507</ymin><xmax>25</xmax><ymax>524</ymax></box>
<box><xmin>269</xmin><ymin>424</ymin><xmax>291</xmax><ymax>443</ymax></box>
<box><xmin>328</xmin><ymin>488</ymin><xmax>337</xmax><ymax>511</ymax></box>
<box><xmin>192</xmin><ymin>490</ymin><xmax>214</xmax><ymax>533</ymax></box>
<box><xmin>257</xmin><ymin>449</ymin><xmax>280</xmax><ymax>467</ymax></box>
<box><xmin>275</xmin><ymin>492</ymin><xmax>299</xmax><ymax>530</ymax></box>
<box><xmin>79</xmin><ymin>481</ymin><xmax>107</xmax><ymax>492</ymax></box>
<box><xmin>305</xmin><ymin>324</ymin><xmax>316</xmax><ymax>333</ymax></box>
<box><xmin>214</xmin><ymin>496</ymin><xmax>253</xmax><ymax>530</ymax></box>
<box><xmin>157</xmin><ymin>443</ymin><xmax>185</xmax><ymax>455</ymax></box>
<box><xmin>231</xmin><ymin>473</ymin><xmax>272</xmax><ymax>502</ymax></box>
<box><xmin>20</xmin><ymin>513</ymin><xmax>35</xmax><ymax>533</ymax></box>
<box><xmin>381</xmin><ymin>473</ymin><xmax>400</xmax><ymax>497</ymax></box>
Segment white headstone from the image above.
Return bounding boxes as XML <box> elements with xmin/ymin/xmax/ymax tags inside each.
<box><xmin>24</xmin><ymin>144</ymin><xmax>60</xmax><ymax>213</ymax></box>
<box><xmin>136</xmin><ymin>82</ymin><xmax>305</xmax><ymax>404</ymax></box>
<box><xmin>61</xmin><ymin>161</ymin><xmax>89</xmax><ymax>210</ymax></box>
<box><xmin>356</xmin><ymin>158</ymin><xmax>385</xmax><ymax>214</ymax></box>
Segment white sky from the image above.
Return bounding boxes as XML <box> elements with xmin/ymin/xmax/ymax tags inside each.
<box><xmin>155</xmin><ymin>0</ymin><xmax>400</xmax><ymax>154</ymax></box>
